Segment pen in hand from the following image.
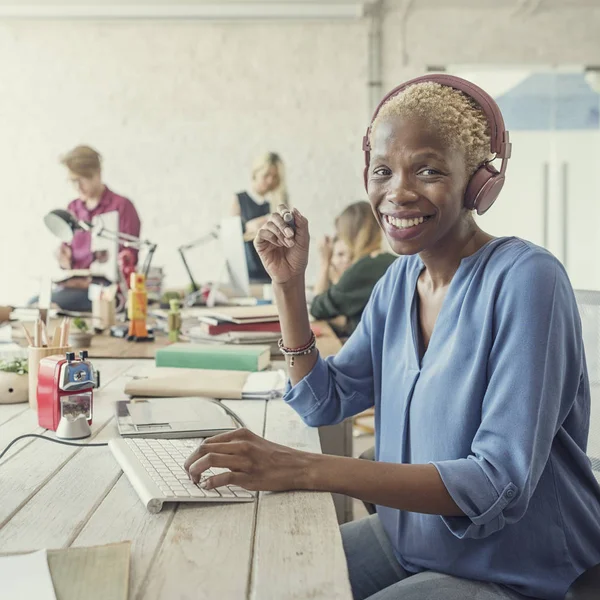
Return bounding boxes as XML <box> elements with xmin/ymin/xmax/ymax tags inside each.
<box><xmin>283</xmin><ymin>210</ymin><xmax>295</xmax><ymax>232</ymax></box>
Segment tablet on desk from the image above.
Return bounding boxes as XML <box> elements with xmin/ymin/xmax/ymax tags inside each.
<box><xmin>116</xmin><ymin>396</ymin><xmax>238</xmax><ymax>439</ymax></box>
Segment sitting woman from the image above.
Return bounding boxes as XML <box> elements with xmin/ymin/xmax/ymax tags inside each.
<box><xmin>329</xmin><ymin>237</ymin><xmax>353</xmax><ymax>283</ymax></box>
<box><xmin>231</xmin><ymin>152</ymin><xmax>287</xmax><ymax>283</ymax></box>
<box><xmin>52</xmin><ymin>145</ymin><xmax>141</xmax><ymax>312</ymax></box>
<box><xmin>185</xmin><ymin>75</ymin><xmax>600</xmax><ymax>600</ymax></box>
<box><xmin>311</xmin><ymin>202</ymin><xmax>396</xmax><ymax>337</ymax></box>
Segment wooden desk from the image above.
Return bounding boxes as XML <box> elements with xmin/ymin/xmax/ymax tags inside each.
<box><xmin>0</xmin><ymin>359</ymin><xmax>352</xmax><ymax>599</ymax></box>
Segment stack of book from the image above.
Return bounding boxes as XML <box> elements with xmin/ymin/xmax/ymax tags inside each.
<box><xmin>186</xmin><ymin>305</ymin><xmax>281</xmax><ymax>349</ymax></box>
<box><xmin>145</xmin><ymin>266</ymin><xmax>164</xmax><ymax>302</ymax></box>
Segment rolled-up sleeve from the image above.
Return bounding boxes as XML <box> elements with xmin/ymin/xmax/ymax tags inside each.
<box><xmin>284</xmin><ymin>276</ymin><xmax>390</xmax><ymax>427</ymax></box>
<box><xmin>432</xmin><ymin>251</ymin><xmax>583</xmax><ymax>539</ymax></box>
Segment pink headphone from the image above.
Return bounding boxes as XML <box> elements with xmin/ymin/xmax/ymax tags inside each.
<box><xmin>362</xmin><ymin>74</ymin><xmax>512</xmax><ymax>215</ymax></box>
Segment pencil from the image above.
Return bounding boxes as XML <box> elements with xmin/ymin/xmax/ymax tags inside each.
<box><xmin>52</xmin><ymin>325</ymin><xmax>61</xmax><ymax>347</ymax></box>
<box><xmin>40</xmin><ymin>320</ymin><xmax>48</xmax><ymax>347</ymax></box>
<box><xmin>63</xmin><ymin>318</ymin><xmax>71</xmax><ymax>346</ymax></box>
<box><xmin>34</xmin><ymin>319</ymin><xmax>42</xmax><ymax>348</ymax></box>
<box><xmin>59</xmin><ymin>318</ymin><xmax>67</xmax><ymax>347</ymax></box>
<box><xmin>21</xmin><ymin>324</ymin><xmax>33</xmax><ymax>347</ymax></box>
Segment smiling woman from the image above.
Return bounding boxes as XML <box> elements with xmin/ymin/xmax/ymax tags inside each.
<box><xmin>185</xmin><ymin>75</ymin><xmax>600</xmax><ymax>600</ymax></box>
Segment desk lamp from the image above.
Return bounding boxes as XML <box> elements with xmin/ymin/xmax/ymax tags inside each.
<box><xmin>44</xmin><ymin>209</ymin><xmax>158</xmax><ymax>279</ymax></box>
<box><xmin>177</xmin><ymin>226</ymin><xmax>220</xmax><ymax>305</ymax></box>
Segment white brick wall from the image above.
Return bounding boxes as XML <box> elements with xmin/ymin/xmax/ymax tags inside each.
<box><xmin>1</xmin><ymin>3</ymin><xmax>600</xmax><ymax>304</ymax></box>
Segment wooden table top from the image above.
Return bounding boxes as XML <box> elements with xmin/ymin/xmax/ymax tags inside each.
<box><xmin>0</xmin><ymin>358</ymin><xmax>352</xmax><ymax>599</ymax></box>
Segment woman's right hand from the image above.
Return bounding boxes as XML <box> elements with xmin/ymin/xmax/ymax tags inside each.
<box><xmin>318</xmin><ymin>235</ymin><xmax>334</xmax><ymax>265</ymax></box>
<box><xmin>254</xmin><ymin>206</ymin><xmax>309</xmax><ymax>284</ymax></box>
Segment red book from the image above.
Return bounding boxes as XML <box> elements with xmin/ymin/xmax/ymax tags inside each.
<box><xmin>200</xmin><ymin>320</ymin><xmax>281</xmax><ymax>335</ymax></box>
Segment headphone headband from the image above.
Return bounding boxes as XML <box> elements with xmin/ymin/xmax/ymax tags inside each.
<box><xmin>362</xmin><ymin>74</ymin><xmax>512</xmax><ymax>215</ymax></box>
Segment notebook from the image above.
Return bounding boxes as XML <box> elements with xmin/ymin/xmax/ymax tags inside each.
<box><xmin>124</xmin><ymin>366</ymin><xmax>250</xmax><ymax>399</ymax></box>
<box><xmin>156</xmin><ymin>343</ymin><xmax>270</xmax><ymax>372</ymax></box>
<box><xmin>124</xmin><ymin>366</ymin><xmax>286</xmax><ymax>400</ymax></box>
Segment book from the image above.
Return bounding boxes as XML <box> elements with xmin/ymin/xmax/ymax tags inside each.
<box><xmin>187</xmin><ymin>328</ymin><xmax>280</xmax><ymax>345</ymax></box>
<box><xmin>202</xmin><ymin>305</ymin><xmax>280</xmax><ymax>325</ymax></box>
<box><xmin>125</xmin><ymin>366</ymin><xmax>251</xmax><ymax>399</ymax></box>
<box><xmin>156</xmin><ymin>342</ymin><xmax>271</xmax><ymax>372</ymax></box>
<box><xmin>198</xmin><ymin>320</ymin><xmax>281</xmax><ymax>335</ymax></box>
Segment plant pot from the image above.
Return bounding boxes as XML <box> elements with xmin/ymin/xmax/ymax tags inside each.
<box><xmin>68</xmin><ymin>331</ymin><xmax>93</xmax><ymax>348</ymax></box>
<box><xmin>0</xmin><ymin>371</ymin><xmax>28</xmax><ymax>404</ymax></box>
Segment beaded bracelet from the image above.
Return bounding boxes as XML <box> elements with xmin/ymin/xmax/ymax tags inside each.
<box><xmin>278</xmin><ymin>332</ymin><xmax>317</xmax><ymax>366</ymax></box>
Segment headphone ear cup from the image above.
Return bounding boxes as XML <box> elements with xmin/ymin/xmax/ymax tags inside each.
<box><xmin>363</xmin><ymin>166</ymin><xmax>368</xmax><ymax>192</ymax></box>
<box><xmin>464</xmin><ymin>164</ymin><xmax>504</xmax><ymax>215</ymax></box>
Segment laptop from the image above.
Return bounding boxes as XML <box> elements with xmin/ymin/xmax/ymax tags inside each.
<box><xmin>116</xmin><ymin>396</ymin><xmax>238</xmax><ymax>439</ymax></box>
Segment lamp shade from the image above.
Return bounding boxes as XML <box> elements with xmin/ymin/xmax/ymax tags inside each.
<box><xmin>43</xmin><ymin>209</ymin><xmax>80</xmax><ymax>242</ymax></box>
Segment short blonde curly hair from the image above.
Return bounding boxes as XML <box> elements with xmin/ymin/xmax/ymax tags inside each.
<box><xmin>370</xmin><ymin>82</ymin><xmax>493</xmax><ymax>176</ymax></box>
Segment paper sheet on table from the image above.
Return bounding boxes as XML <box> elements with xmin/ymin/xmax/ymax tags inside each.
<box><xmin>0</xmin><ymin>549</ymin><xmax>57</xmax><ymax>600</ymax></box>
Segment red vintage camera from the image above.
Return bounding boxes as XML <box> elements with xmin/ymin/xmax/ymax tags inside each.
<box><xmin>37</xmin><ymin>351</ymin><xmax>95</xmax><ymax>432</ymax></box>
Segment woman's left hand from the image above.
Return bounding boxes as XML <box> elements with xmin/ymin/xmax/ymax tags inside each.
<box><xmin>183</xmin><ymin>428</ymin><xmax>314</xmax><ymax>492</ymax></box>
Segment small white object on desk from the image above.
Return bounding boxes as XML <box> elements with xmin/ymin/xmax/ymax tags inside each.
<box><xmin>0</xmin><ymin>549</ymin><xmax>57</xmax><ymax>600</ymax></box>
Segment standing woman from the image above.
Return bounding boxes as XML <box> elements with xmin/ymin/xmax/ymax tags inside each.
<box><xmin>231</xmin><ymin>152</ymin><xmax>287</xmax><ymax>283</ymax></box>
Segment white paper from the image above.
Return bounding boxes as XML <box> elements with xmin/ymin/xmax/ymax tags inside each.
<box><xmin>0</xmin><ymin>549</ymin><xmax>57</xmax><ymax>600</ymax></box>
<box><xmin>243</xmin><ymin>369</ymin><xmax>286</xmax><ymax>399</ymax></box>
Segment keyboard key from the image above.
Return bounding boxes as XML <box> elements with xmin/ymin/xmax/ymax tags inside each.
<box><xmin>217</xmin><ymin>486</ymin><xmax>236</xmax><ymax>498</ymax></box>
<box><xmin>203</xmin><ymin>488</ymin><xmax>221</xmax><ymax>498</ymax></box>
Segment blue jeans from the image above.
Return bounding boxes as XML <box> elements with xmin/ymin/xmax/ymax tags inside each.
<box><xmin>341</xmin><ymin>515</ymin><xmax>531</xmax><ymax>600</ymax></box>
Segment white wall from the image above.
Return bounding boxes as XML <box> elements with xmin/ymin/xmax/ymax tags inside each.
<box><xmin>2</xmin><ymin>1</ymin><xmax>600</xmax><ymax>303</ymax></box>
<box><xmin>0</xmin><ymin>19</ymin><xmax>367</xmax><ymax>303</ymax></box>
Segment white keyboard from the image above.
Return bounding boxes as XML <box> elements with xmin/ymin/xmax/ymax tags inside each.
<box><xmin>109</xmin><ymin>437</ymin><xmax>255</xmax><ymax>513</ymax></box>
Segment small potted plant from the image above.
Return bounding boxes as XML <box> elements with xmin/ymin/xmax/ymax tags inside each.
<box><xmin>68</xmin><ymin>317</ymin><xmax>93</xmax><ymax>348</ymax></box>
<box><xmin>0</xmin><ymin>358</ymin><xmax>28</xmax><ymax>404</ymax></box>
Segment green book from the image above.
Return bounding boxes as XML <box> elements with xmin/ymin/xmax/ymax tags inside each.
<box><xmin>156</xmin><ymin>343</ymin><xmax>271</xmax><ymax>372</ymax></box>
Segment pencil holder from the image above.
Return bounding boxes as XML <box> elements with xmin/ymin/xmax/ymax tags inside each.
<box><xmin>28</xmin><ymin>345</ymin><xmax>71</xmax><ymax>410</ymax></box>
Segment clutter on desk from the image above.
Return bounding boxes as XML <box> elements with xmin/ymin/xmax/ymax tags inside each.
<box><xmin>126</xmin><ymin>273</ymin><xmax>154</xmax><ymax>342</ymax></box>
<box><xmin>115</xmin><ymin>396</ymin><xmax>239</xmax><ymax>438</ymax></box>
<box><xmin>167</xmin><ymin>298</ymin><xmax>182</xmax><ymax>342</ymax></box>
<box><xmin>187</xmin><ymin>326</ymin><xmax>280</xmax><ymax>346</ymax></box>
<box><xmin>0</xmin><ymin>321</ymin><xmax>28</xmax><ymax>362</ymax></box>
<box><xmin>37</xmin><ymin>350</ymin><xmax>95</xmax><ymax>436</ymax></box>
<box><xmin>124</xmin><ymin>365</ymin><xmax>285</xmax><ymax>399</ymax></box>
<box><xmin>68</xmin><ymin>317</ymin><xmax>93</xmax><ymax>347</ymax></box>
<box><xmin>89</xmin><ymin>283</ymin><xmax>117</xmax><ymax>329</ymax></box>
<box><xmin>156</xmin><ymin>342</ymin><xmax>271</xmax><ymax>372</ymax></box>
<box><xmin>0</xmin><ymin>357</ymin><xmax>28</xmax><ymax>404</ymax></box>
<box><xmin>27</xmin><ymin>318</ymin><xmax>73</xmax><ymax>410</ymax></box>
<box><xmin>145</xmin><ymin>265</ymin><xmax>164</xmax><ymax>302</ymax></box>
<box><xmin>198</xmin><ymin>319</ymin><xmax>281</xmax><ymax>336</ymax></box>
<box><xmin>200</xmin><ymin>304</ymin><xmax>280</xmax><ymax>325</ymax></box>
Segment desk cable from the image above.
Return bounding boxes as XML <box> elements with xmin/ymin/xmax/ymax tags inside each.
<box><xmin>0</xmin><ymin>434</ymin><xmax>108</xmax><ymax>462</ymax></box>
<box><xmin>0</xmin><ymin>401</ymin><xmax>246</xmax><ymax>463</ymax></box>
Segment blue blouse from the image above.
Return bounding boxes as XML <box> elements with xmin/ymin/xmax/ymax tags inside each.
<box><xmin>285</xmin><ymin>237</ymin><xmax>600</xmax><ymax>600</ymax></box>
